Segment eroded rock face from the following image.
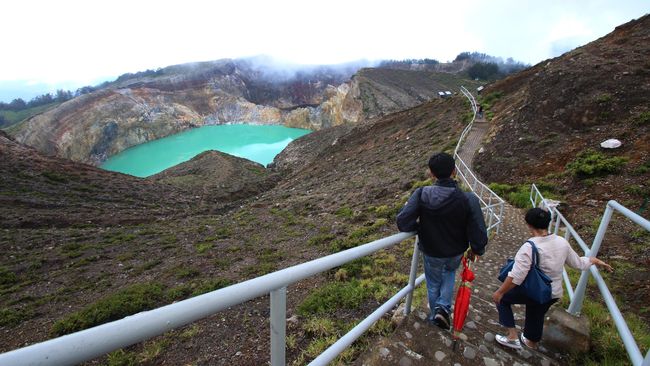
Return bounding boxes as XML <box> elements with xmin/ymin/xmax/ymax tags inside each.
<box><xmin>10</xmin><ymin>59</ymin><xmax>470</xmax><ymax>165</ymax></box>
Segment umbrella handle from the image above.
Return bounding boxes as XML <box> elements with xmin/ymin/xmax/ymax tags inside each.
<box><xmin>463</xmin><ymin>249</ymin><xmax>475</xmax><ymax>269</ymax></box>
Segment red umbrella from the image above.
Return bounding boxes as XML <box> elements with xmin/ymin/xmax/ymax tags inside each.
<box><xmin>452</xmin><ymin>253</ymin><xmax>475</xmax><ymax>347</ymax></box>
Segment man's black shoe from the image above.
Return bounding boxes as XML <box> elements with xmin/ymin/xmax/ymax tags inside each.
<box><xmin>434</xmin><ymin>308</ymin><xmax>450</xmax><ymax>330</ymax></box>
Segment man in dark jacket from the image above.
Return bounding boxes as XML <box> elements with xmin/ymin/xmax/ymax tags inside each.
<box><xmin>397</xmin><ymin>152</ymin><xmax>488</xmax><ymax>330</ymax></box>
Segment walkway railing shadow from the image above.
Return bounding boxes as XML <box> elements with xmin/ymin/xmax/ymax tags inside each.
<box><xmin>0</xmin><ymin>88</ymin><xmax>505</xmax><ymax>366</ymax></box>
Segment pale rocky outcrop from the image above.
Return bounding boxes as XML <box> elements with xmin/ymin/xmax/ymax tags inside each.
<box><xmin>10</xmin><ymin>61</ymin><xmax>471</xmax><ymax>165</ymax></box>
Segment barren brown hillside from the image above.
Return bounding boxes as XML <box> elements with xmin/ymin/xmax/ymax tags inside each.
<box><xmin>475</xmin><ymin>14</ymin><xmax>650</xmax><ymax>317</ymax></box>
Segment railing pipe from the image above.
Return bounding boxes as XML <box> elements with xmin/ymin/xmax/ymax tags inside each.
<box><xmin>591</xmin><ymin>266</ymin><xmax>644</xmax><ymax>366</ymax></box>
<box><xmin>0</xmin><ymin>232</ymin><xmax>415</xmax><ymax>366</ymax></box>
<box><xmin>562</xmin><ymin>269</ymin><xmax>574</xmax><ymax>301</ymax></box>
<box><xmin>555</xmin><ymin>211</ymin><xmax>590</xmax><ymax>253</ymax></box>
<box><xmin>404</xmin><ymin>238</ymin><xmax>420</xmax><ymax>315</ymax></box>
<box><xmin>309</xmin><ymin>275</ymin><xmax>425</xmax><ymax>366</ymax></box>
<box><xmin>568</xmin><ymin>204</ymin><xmax>614</xmax><ymax>314</ymax></box>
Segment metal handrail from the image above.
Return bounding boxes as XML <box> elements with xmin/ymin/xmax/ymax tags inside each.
<box><xmin>530</xmin><ymin>184</ymin><xmax>650</xmax><ymax>366</ymax></box>
<box><xmin>0</xmin><ymin>87</ymin><xmax>505</xmax><ymax>366</ymax></box>
<box><xmin>456</xmin><ymin>86</ymin><xmax>505</xmax><ymax>233</ymax></box>
<box><xmin>0</xmin><ymin>232</ymin><xmax>419</xmax><ymax>366</ymax></box>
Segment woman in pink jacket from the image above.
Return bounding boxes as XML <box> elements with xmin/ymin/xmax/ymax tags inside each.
<box><xmin>492</xmin><ymin>208</ymin><xmax>612</xmax><ymax>350</ymax></box>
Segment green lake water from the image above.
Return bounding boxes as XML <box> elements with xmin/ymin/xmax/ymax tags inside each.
<box><xmin>100</xmin><ymin>124</ymin><xmax>311</xmax><ymax>177</ymax></box>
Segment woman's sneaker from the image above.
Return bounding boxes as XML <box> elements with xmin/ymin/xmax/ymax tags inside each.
<box><xmin>433</xmin><ymin>308</ymin><xmax>450</xmax><ymax>330</ymax></box>
<box><xmin>496</xmin><ymin>334</ymin><xmax>522</xmax><ymax>349</ymax></box>
<box><xmin>521</xmin><ymin>334</ymin><xmax>538</xmax><ymax>349</ymax></box>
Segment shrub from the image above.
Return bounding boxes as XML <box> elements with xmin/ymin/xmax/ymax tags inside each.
<box><xmin>50</xmin><ymin>283</ymin><xmax>164</xmax><ymax>336</ymax></box>
<box><xmin>567</xmin><ymin>149</ymin><xmax>627</xmax><ymax>178</ymax></box>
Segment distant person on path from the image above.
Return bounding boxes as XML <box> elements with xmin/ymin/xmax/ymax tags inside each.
<box><xmin>477</xmin><ymin>105</ymin><xmax>484</xmax><ymax>119</ymax></box>
<box><xmin>493</xmin><ymin>208</ymin><xmax>613</xmax><ymax>350</ymax></box>
<box><xmin>397</xmin><ymin>152</ymin><xmax>488</xmax><ymax>330</ymax></box>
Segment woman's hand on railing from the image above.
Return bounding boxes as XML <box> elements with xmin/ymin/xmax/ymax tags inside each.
<box><xmin>590</xmin><ymin>257</ymin><xmax>613</xmax><ymax>272</ymax></box>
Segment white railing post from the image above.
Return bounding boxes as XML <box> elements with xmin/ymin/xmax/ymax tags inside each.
<box><xmin>270</xmin><ymin>286</ymin><xmax>287</xmax><ymax>366</ymax></box>
<box><xmin>643</xmin><ymin>350</ymin><xmax>650</xmax><ymax>366</ymax></box>
<box><xmin>404</xmin><ymin>238</ymin><xmax>420</xmax><ymax>315</ymax></box>
<box><xmin>568</xmin><ymin>204</ymin><xmax>614</xmax><ymax>314</ymax></box>
<box><xmin>487</xmin><ymin>196</ymin><xmax>493</xmax><ymax>231</ymax></box>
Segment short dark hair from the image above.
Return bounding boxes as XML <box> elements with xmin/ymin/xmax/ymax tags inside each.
<box><xmin>525</xmin><ymin>208</ymin><xmax>551</xmax><ymax>229</ymax></box>
<box><xmin>428</xmin><ymin>152</ymin><xmax>456</xmax><ymax>179</ymax></box>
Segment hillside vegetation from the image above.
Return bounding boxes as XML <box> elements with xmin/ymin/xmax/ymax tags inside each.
<box><xmin>1</xmin><ymin>15</ymin><xmax>649</xmax><ymax>366</ymax></box>
<box><xmin>476</xmin><ymin>14</ymin><xmax>650</xmax><ymax>321</ymax></box>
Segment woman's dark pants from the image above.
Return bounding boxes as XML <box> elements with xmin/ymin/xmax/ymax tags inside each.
<box><xmin>497</xmin><ymin>288</ymin><xmax>557</xmax><ymax>342</ymax></box>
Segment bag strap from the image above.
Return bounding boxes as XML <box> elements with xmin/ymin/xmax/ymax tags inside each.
<box><xmin>526</xmin><ymin>240</ymin><xmax>540</xmax><ymax>268</ymax></box>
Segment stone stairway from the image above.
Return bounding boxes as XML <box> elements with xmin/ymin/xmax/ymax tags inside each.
<box><xmin>356</xmin><ymin>117</ymin><xmax>570</xmax><ymax>366</ymax></box>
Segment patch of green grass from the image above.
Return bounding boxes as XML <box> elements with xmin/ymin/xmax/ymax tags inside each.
<box><xmin>330</xmin><ymin>219</ymin><xmax>388</xmax><ymax>252</ymax></box>
<box><xmin>0</xmin><ymin>102</ymin><xmax>60</xmax><ymax>126</ymax></box>
<box><xmin>304</xmin><ymin>335</ymin><xmax>337</xmax><ymax>359</ymax></box>
<box><xmin>633</xmin><ymin>160</ymin><xmax>650</xmax><ymax>175</ymax></box>
<box><xmin>297</xmin><ymin>280</ymin><xmax>376</xmax><ymax>315</ymax></box>
<box><xmin>103</xmin><ymin>231</ymin><xmax>137</xmax><ymax>245</ymax></box>
<box><xmin>411</xmin><ymin>178</ymin><xmax>432</xmax><ymax>189</ymax></box>
<box><xmin>171</xmin><ymin>266</ymin><xmax>200</xmax><ymax>279</ymax></box>
<box><xmin>180</xmin><ymin>324</ymin><xmax>201</xmax><ymax>339</ymax></box>
<box><xmin>190</xmin><ymin>278</ymin><xmax>233</xmax><ymax>296</ymax></box>
<box><xmin>73</xmin><ymin>255</ymin><xmax>100</xmax><ymax>267</ymax></box>
<box><xmin>195</xmin><ymin>242</ymin><xmax>213</xmax><ymax>254</ymax></box>
<box><xmin>204</xmin><ymin>227</ymin><xmax>231</xmax><ymax>240</ymax></box>
<box><xmin>307</xmin><ymin>233</ymin><xmax>336</xmax><ymax>247</ymax></box>
<box><xmin>335</xmin><ymin>206</ymin><xmax>354</xmax><ymax>218</ymax></box>
<box><xmin>41</xmin><ymin>171</ymin><xmax>68</xmax><ymax>183</ymax></box>
<box><xmin>116</xmin><ymin>252</ymin><xmax>135</xmax><ymax>262</ymax></box>
<box><xmin>488</xmin><ymin>182</ymin><xmax>559</xmax><ymax>208</ymax></box>
<box><xmin>304</xmin><ymin>317</ymin><xmax>337</xmax><ymax>337</ymax></box>
<box><xmin>246</xmin><ymin>165</ymin><xmax>266</xmax><ymax>176</ymax></box>
<box><xmin>570</xmin><ymin>298</ymin><xmax>650</xmax><ymax>365</ymax></box>
<box><xmin>371</xmin><ymin>203</ymin><xmax>402</xmax><ymax>220</ymax></box>
<box><xmin>242</xmin><ymin>248</ymin><xmax>284</xmax><ymax>277</ymax></box>
<box><xmin>50</xmin><ymin>283</ymin><xmax>165</xmax><ymax>336</ymax></box>
<box><xmin>567</xmin><ymin>149</ymin><xmax>628</xmax><ymax>178</ymax></box>
<box><xmin>106</xmin><ymin>349</ymin><xmax>137</xmax><ymax>366</ymax></box>
<box><xmin>0</xmin><ymin>266</ymin><xmax>18</xmax><ymax>287</ymax></box>
<box><xmin>339</xmin><ymin>257</ymin><xmax>373</xmax><ymax>278</ymax></box>
<box><xmin>0</xmin><ymin>307</ymin><xmax>33</xmax><ymax>327</ymax></box>
<box><xmin>595</xmin><ymin>93</ymin><xmax>612</xmax><ymax>104</ymax></box>
<box><xmin>631</xmin><ymin>111</ymin><xmax>650</xmax><ymax>126</ymax></box>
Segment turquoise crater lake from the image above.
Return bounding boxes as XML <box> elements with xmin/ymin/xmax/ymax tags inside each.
<box><xmin>100</xmin><ymin>124</ymin><xmax>311</xmax><ymax>177</ymax></box>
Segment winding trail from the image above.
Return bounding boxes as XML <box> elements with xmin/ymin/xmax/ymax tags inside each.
<box><xmin>358</xmin><ymin>116</ymin><xmax>569</xmax><ymax>365</ymax></box>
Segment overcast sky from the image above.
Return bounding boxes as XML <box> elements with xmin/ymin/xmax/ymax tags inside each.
<box><xmin>0</xmin><ymin>0</ymin><xmax>647</xmax><ymax>100</ymax></box>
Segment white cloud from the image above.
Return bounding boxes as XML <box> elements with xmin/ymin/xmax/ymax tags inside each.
<box><xmin>0</xmin><ymin>0</ymin><xmax>647</xmax><ymax>85</ymax></box>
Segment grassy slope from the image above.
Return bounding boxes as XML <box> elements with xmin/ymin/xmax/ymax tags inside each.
<box><xmin>0</xmin><ymin>102</ymin><xmax>61</xmax><ymax>129</ymax></box>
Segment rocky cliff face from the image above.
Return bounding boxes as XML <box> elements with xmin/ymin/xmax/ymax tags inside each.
<box><xmin>9</xmin><ymin>59</ymin><xmax>476</xmax><ymax>165</ymax></box>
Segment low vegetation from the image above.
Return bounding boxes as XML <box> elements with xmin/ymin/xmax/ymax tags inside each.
<box><xmin>50</xmin><ymin>283</ymin><xmax>165</xmax><ymax>337</ymax></box>
<box><xmin>488</xmin><ymin>181</ymin><xmax>560</xmax><ymax>208</ymax></box>
<box><xmin>566</xmin><ymin>149</ymin><xmax>628</xmax><ymax>178</ymax></box>
<box><xmin>560</xmin><ymin>269</ymin><xmax>650</xmax><ymax>365</ymax></box>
